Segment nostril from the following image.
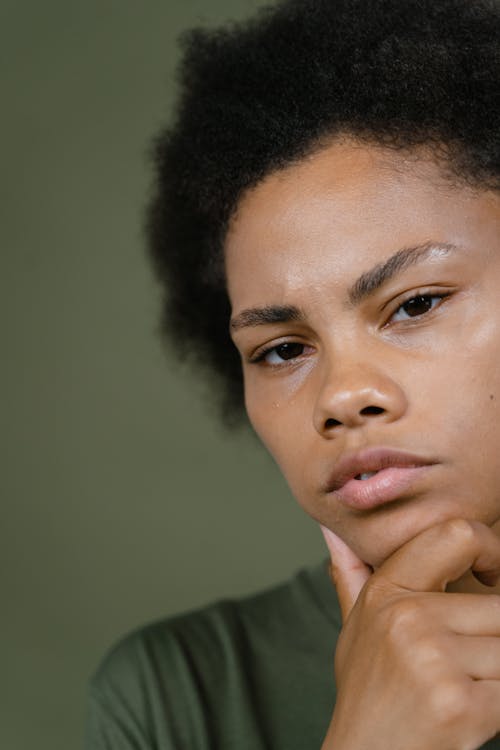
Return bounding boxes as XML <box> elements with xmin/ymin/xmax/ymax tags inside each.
<box><xmin>325</xmin><ymin>418</ymin><xmax>342</xmax><ymax>428</ymax></box>
<box><xmin>360</xmin><ymin>406</ymin><xmax>385</xmax><ymax>416</ymax></box>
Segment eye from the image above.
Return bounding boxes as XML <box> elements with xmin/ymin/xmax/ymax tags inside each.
<box><xmin>253</xmin><ymin>341</ymin><xmax>306</xmax><ymax>365</ymax></box>
<box><xmin>389</xmin><ymin>293</ymin><xmax>447</xmax><ymax>323</ymax></box>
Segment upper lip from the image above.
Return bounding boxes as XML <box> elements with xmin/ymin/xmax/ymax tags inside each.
<box><xmin>324</xmin><ymin>447</ymin><xmax>437</xmax><ymax>492</ymax></box>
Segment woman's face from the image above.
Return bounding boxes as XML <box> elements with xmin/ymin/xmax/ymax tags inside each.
<box><xmin>225</xmin><ymin>139</ymin><xmax>500</xmax><ymax>569</ymax></box>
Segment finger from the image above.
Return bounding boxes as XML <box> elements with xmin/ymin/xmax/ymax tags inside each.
<box><xmin>379</xmin><ymin>519</ymin><xmax>500</xmax><ymax>592</ymax></box>
<box><xmin>452</xmin><ymin>636</ymin><xmax>500</xmax><ymax>680</ymax></box>
<box><xmin>320</xmin><ymin>525</ymin><xmax>372</xmax><ymax>622</ymax></box>
<box><xmin>415</xmin><ymin>592</ymin><xmax>500</xmax><ymax>636</ymax></box>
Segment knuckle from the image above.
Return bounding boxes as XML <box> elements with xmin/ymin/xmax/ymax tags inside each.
<box><xmin>429</xmin><ymin>680</ymin><xmax>471</xmax><ymax>725</ymax></box>
<box><xmin>440</xmin><ymin>518</ymin><xmax>476</xmax><ymax>544</ymax></box>
<box><xmin>382</xmin><ymin>597</ymin><xmax>422</xmax><ymax>635</ymax></box>
<box><xmin>412</xmin><ymin>635</ymin><xmax>444</xmax><ymax>667</ymax></box>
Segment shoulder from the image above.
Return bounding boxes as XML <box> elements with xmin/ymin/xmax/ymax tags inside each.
<box><xmin>85</xmin><ymin>561</ymin><xmax>340</xmax><ymax>749</ymax></box>
<box><xmin>92</xmin><ymin>559</ymin><xmax>339</xmax><ymax>686</ymax></box>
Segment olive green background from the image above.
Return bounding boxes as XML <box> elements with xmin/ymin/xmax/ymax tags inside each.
<box><xmin>3</xmin><ymin>2</ymin><xmax>323</xmax><ymax>749</ymax></box>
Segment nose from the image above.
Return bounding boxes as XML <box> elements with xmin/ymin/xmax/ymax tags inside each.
<box><xmin>312</xmin><ymin>357</ymin><xmax>407</xmax><ymax>437</ymax></box>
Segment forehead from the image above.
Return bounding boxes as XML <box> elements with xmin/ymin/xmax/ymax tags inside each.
<box><xmin>224</xmin><ymin>140</ymin><xmax>498</xmax><ymax>306</ymax></box>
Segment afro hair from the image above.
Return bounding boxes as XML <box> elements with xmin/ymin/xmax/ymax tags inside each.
<box><xmin>146</xmin><ymin>0</ymin><xmax>500</xmax><ymax>424</ymax></box>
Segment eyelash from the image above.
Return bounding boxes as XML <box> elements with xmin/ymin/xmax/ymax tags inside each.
<box><xmin>249</xmin><ymin>292</ymin><xmax>450</xmax><ymax>367</ymax></box>
<box><xmin>383</xmin><ymin>291</ymin><xmax>450</xmax><ymax>325</ymax></box>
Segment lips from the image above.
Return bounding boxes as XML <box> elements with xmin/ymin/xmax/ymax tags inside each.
<box><xmin>324</xmin><ymin>447</ymin><xmax>437</xmax><ymax>510</ymax></box>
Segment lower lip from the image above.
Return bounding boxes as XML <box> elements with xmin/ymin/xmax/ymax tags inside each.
<box><xmin>333</xmin><ymin>466</ymin><xmax>434</xmax><ymax>510</ymax></box>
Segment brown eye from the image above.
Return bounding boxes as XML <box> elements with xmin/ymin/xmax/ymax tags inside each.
<box><xmin>402</xmin><ymin>295</ymin><xmax>433</xmax><ymax>317</ymax></box>
<box><xmin>276</xmin><ymin>343</ymin><xmax>304</xmax><ymax>359</ymax></box>
<box><xmin>266</xmin><ymin>342</ymin><xmax>304</xmax><ymax>363</ymax></box>
<box><xmin>391</xmin><ymin>294</ymin><xmax>445</xmax><ymax>323</ymax></box>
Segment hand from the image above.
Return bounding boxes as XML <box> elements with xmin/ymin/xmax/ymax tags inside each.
<box><xmin>320</xmin><ymin>519</ymin><xmax>500</xmax><ymax>750</ymax></box>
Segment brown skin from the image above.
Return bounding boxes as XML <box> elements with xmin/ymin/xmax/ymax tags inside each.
<box><xmin>320</xmin><ymin>520</ymin><xmax>500</xmax><ymax>750</ymax></box>
<box><xmin>225</xmin><ymin>140</ymin><xmax>500</xmax><ymax>748</ymax></box>
<box><xmin>226</xmin><ymin>139</ymin><xmax>500</xmax><ymax>573</ymax></box>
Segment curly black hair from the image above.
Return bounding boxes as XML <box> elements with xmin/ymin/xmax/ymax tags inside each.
<box><xmin>146</xmin><ymin>0</ymin><xmax>500</xmax><ymax>425</ymax></box>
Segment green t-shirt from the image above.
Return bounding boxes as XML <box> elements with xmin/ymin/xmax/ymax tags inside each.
<box><xmin>85</xmin><ymin>561</ymin><xmax>339</xmax><ymax>749</ymax></box>
<box><xmin>85</xmin><ymin>560</ymin><xmax>500</xmax><ymax>750</ymax></box>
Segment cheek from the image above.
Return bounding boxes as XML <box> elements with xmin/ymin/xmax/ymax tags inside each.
<box><xmin>244</xmin><ymin>364</ymin><xmax>314</xmax><ymax>452</ymax></box>
<box><xmin>247</xmin><ymin>397</ymin><xmax>301</xmax><ymax>458</ymax></box>
<box><xmin>245</xmin><ymin>388</ymin><xmax>313</xmax><ymax>486</ymax></box>
<box><xmin>409</xmin><ymin>334</ymin><xmax>500</xmax><ymax>503</ymax></box>
<box><xmin>444</xmin><ymin>335</ymin><xmax>500</xmax><ymax>439</ymax></box>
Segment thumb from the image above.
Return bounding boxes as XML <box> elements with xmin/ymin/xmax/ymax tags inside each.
<box><xmin>320</xmin><ymin>525</ymin><xmax>372</xmax><ymax>622</ymax></box>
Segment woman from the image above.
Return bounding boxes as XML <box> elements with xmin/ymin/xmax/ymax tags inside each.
<box><xmin>85</xmin><ymin>1</ymin><xmax>500</xmax><ymax>748</ymax></box>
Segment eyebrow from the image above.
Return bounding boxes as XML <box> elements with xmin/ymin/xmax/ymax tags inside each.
<box><xmin>348</xmin><ymin>241</ymin><xmax>458</xmax><ymax>306</ymax></box>
<box><xmin>229</xmin><ymin>241</ymin><xmax>459</xmax><ymax>332</ymax></box>
<box><xmin>230</xmin><ymin>304</ymin><xmax>303</xmax><ymax>331</ymax></box>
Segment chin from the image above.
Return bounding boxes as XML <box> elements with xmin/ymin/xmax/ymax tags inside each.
<box><xmin>341</xmin><ymin>531</ymin><xmax>400</xmax><ymax>570</ymax></box>
<box><xmin>328</xmin><ymin>497</ymin><xmax>500</xmax><ymax>571</ymax></box>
